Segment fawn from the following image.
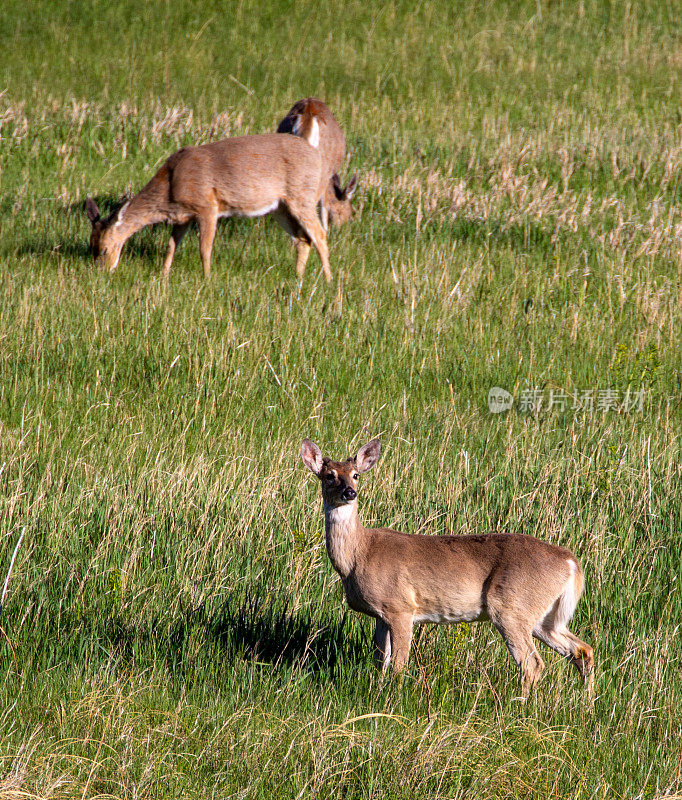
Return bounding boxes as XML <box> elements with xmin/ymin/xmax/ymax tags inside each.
<box><xmin>301</xmin><ymin>438</ymin><xmax>594</xmax><ymax>697</ymax></box>
<box><xmin>86</xmin><ymin>133</ymin><xmax>352</xmax><ymax>280</ymax></box>
<box><xmin>277</xmin><ymin>98</ymin><xmax>357</xmax><ymax>230</ymax></box>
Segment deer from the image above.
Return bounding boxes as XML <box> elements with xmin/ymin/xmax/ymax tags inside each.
<box><xmin>301</xmin><ymin>438</ymin><xmax>594</xmax><ymax>698</ymax></box>
<box><xmin>85</xmin><ymin>132</ymin><xmax>352</xmax><ymax>281</ymax></box>
<box><xmin>276</xmin><ymin>98</ymin><xmax>358</xmax><ymax>232</ymax></box>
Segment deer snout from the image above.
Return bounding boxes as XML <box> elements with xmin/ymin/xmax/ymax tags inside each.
<box><xmin>341</xmin><ymin>487</ymin><xmax>357</xmax><ymax>501</ymax></box>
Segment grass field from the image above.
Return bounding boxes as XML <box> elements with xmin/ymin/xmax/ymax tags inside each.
<box><xmin>0</xmin><ymin>1</ymin><xmax>681</xmax><ymax>797</ymax></box>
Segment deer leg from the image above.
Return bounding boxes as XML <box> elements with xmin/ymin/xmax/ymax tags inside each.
<box><xmin>386</xmin><ymin>613</ymin><xmax>414</xmax><ymax>673</ymax></box>
<box><xmin>495</xmin><ymin>621</ymin><xmax>545</xmax><ymax>698</ymax></box>
<box><xmin>290</xmin><ymin>206</ymin><xmax>332</xmax><ymax>283</ymax></box>
<box><xmin>565</xmin><ymin>631</ymin><xmax>594</xmax><ymax>694</ymax></box>
<box><xmin>295</xmin><ymin>241</ymin><xmax>311</xmax><ymax>278</ymax></box>
<box><xmin>374</xmin><ymin>619</ymin><xmax>392</xmax><ymax>673</ymax></box>
<box><xmin>197</xmin><ymin>212</ymin><xmax>217</xmax><ymax>279</ymax></box>
<box><xmin>534</xmin><ymin>625</ymin><xmax>594</xmax><ymax>694</ymax></box>
<box><xmin>162</xmin><ymin>222</ymin><xmax>191</xmax><ymax>277</ymax></box>
<box><xmin>272</xmin><ymin>206</ymin><xmax>312</xmax><ymax>279</ymax></box>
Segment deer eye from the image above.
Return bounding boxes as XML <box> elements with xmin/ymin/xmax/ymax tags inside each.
<box><xmin>325</xmin><ymin>474</ymin><xmax>336</xmax><ymax>482</ymax></box>
<box><xmin>353</xmin><ymin>473</ymin><xmax>359</xmax><ymax>480</ymax></box>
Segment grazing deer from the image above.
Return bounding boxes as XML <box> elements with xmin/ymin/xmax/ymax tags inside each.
<box><xmin>301</xmin><ymin>438</ymin><xmax>594</xmax><ymax>697</ymax></box>
<box><xmin>86</xmin><ymin>133</ymin><xmax>351</xmax><ymax>281</ymax></box>
<box><xmin>277</xmin><ymin>98</ymin><xmax>357</xmax><ymax>231</ymax></box>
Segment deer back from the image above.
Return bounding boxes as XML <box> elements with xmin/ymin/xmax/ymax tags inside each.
<box><xmin>350</xmin><ymin>529</ymin><xmax>579</xmax><ymax>625</ymax></box>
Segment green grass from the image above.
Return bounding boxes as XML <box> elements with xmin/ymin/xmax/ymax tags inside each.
<box><xmin>0</xmin><ymin>1</ymin><xmax>681</xmax><ymax>798</ymax></box>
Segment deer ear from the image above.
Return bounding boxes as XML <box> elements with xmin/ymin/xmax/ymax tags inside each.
<box><xmin>301</xmin><ymin>439</ymin><xmax>324</xmax><ymax>476</ymax></box>
<box><xmin>355</xmin><ymin>439</ymin><xmax>380</xmax><ymax>473</ymax></box>
<box><xmin>86</xmin><ymin>198</ymin><xmax>101</xmax><ymax>224</ymax></box>
<box><xmin>345</xmin><ymin>174</ymin><xmax>358</xmax><ymax>200</ymax></box>
<box><xmin>331</xmin><ymin>173</ymin><xmax>343</xmax><ymax>200</ymax></box>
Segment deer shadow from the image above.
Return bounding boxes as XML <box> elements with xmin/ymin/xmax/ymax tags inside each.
<box><xmin>203</xmin><ymin>590</ymin><xmax>368</xmax><ymax>674</ymax></box>
<box><xmin>15</xmin><ymin>196</ymin><xmax>123</xmax><ymax>260</ymax></box>
<box><xmin>98</xmin><ymin>587</ymin><xmax>368</xmax><ymax>682</ymax></box>
<box><xmin>14</xmin><ymin>196</ymin><xmax>173</xmax><ymax>261</ymax></box>
<box><xmin>17</xmin><ymin>195</ymin><xmax>275</xmax><ymax>270</ymax></box>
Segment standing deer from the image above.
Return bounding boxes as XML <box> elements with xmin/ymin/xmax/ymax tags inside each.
<box><xmin>277</xmin><ymin>98</ymin><xmax>358</xmax><ymax>231</ymax></box>
<box><xmin>86</xmin><ymin>133</ymin><xmax>352</xmax><ymax>281</ymax></box>
<box><xmin>301</xmin><ymin>438</ymin><xmax>594</xmax><ymax>697</ymax></box>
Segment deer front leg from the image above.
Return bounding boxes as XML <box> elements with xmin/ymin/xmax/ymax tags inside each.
<box><xmin>197</xmin><ymin>212</ymin><xmax>217</xmax><ymax>279</ymax></box>
<box><xmin>374</xmin><ymin>619</ymin><xmax>392</xmax><ymax>673</ymax></box>
<box><xmin>386</xmin><ymin>613</ymin><xmax>414</xmax><ymax>672</ymax></box>
<box><xmin>162</xmin><ymin>222</ymin><xmax>191</xmax><ymax>277</ymax></box>
<box><xmin>272</xmin><ymin>206</ymin><xmax>312</xmax><ymax>280</ymax></box>
<box><xmin>295</xmin><ymin>240</ymin><xmax>311</xmax><ymax>278</ymax></box>
<box><xmin>292</xmin><ymin>206</ymin><xmax>332</xmax><ymax>283</ymax></box>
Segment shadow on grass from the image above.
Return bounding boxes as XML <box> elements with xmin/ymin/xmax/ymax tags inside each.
<box><xmin>205</xmin><ymin>591</ymin><xmax>367</xmax><ymax>674</ymax></box>
<box><xmin>14</xmin><ymin>233</ymin><xmax>170</xmax><ymax>266</ymax></box>
<box><xmin>99</xmin><ymin>589</ymin><xmax>368</xmax><ymax>680</ymax></box>
<box><xmin>12</xmin><ymin>195</ymin><xmax>272</xmax><ymax>272</ymax></box>
<box><xmin>15</xmin><ymin>236</ymin><xmax>91</xmax><ymax>260</ymax></box>
<box><xmin>14</xmin><ymin>195</ymin><xmax>124</xmax><ymax>260</ymax></box>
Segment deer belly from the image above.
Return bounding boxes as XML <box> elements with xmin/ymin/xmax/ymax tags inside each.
<box><xmin>218</xmin><ymin>200</ymin><xmax>279</xmax><ymax>220</ymax></box>
<box><xmin>414</xmin><ymin>605</ymin><xmax>487</xmax><ymax>625</ymax></box>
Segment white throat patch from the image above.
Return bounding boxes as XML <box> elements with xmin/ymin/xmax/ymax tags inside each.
<box><xmin>325</xmin><ymin>503</ymin><xmax>355</xmax><ymax>524</ymax></box>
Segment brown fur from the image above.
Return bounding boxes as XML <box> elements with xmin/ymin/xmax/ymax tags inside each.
<box><xmin>301</xmin><ymin>438</ymin><xmax>594</xmax><ymax>697</ymax></box>
<box><xmin>85</xmin><ymin>133</ymin><xmax>339</xmax><ymax>280</ymax></box>
<box><xmin>276</xmin><ymin>98</ymin><xmax>357</xmax><ymax>228</ymax></box>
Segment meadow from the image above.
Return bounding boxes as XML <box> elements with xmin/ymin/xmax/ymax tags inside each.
<box><xmin>0</xmin><ymin>0</ymin><xmax>680</xmax><ymax>797</ymax></box>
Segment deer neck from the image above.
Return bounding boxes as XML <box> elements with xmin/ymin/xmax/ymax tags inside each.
<box><xmin>323</xmin><ymin>502</ymin><xmax>363</xmax><ymax>578</ymax></box>
<box><xmin>107</xmin><ymin>189</ymin><xmax>167</xmax><ymax>245</ymax></box>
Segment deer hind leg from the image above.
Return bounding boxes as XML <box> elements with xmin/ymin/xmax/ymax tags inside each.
<box><xmin>534</xmin><ymin>622</ymin><xmax>594</xmax><ymax>695</ymax></box>
<box><xmin>565</xmin><ymin>630</ymin><xmax>594</xmax><ymax>693</ymax></box>
<box><xmin>385</xmin><ymin>613</ymin><xmax>414</xmax><ymax>673</ymax></box>
<box><xmin>162</xmin><ymin>222</ymin><xmax>191</xmax><ymax>277</ymax></box>
<box><xmin>197</xmin><ymin>212</ymin><xmax>217</xmax><ymax>279</ymax></box>
<box><xmin>495</xmin><ymin>621</ymin><xmax>545</xmax><ymax>698</ymax></box>
<box><xmin>374</xmin><ymin>618</ymin><xmax>392</xmax><ymax>673</ymax></box>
